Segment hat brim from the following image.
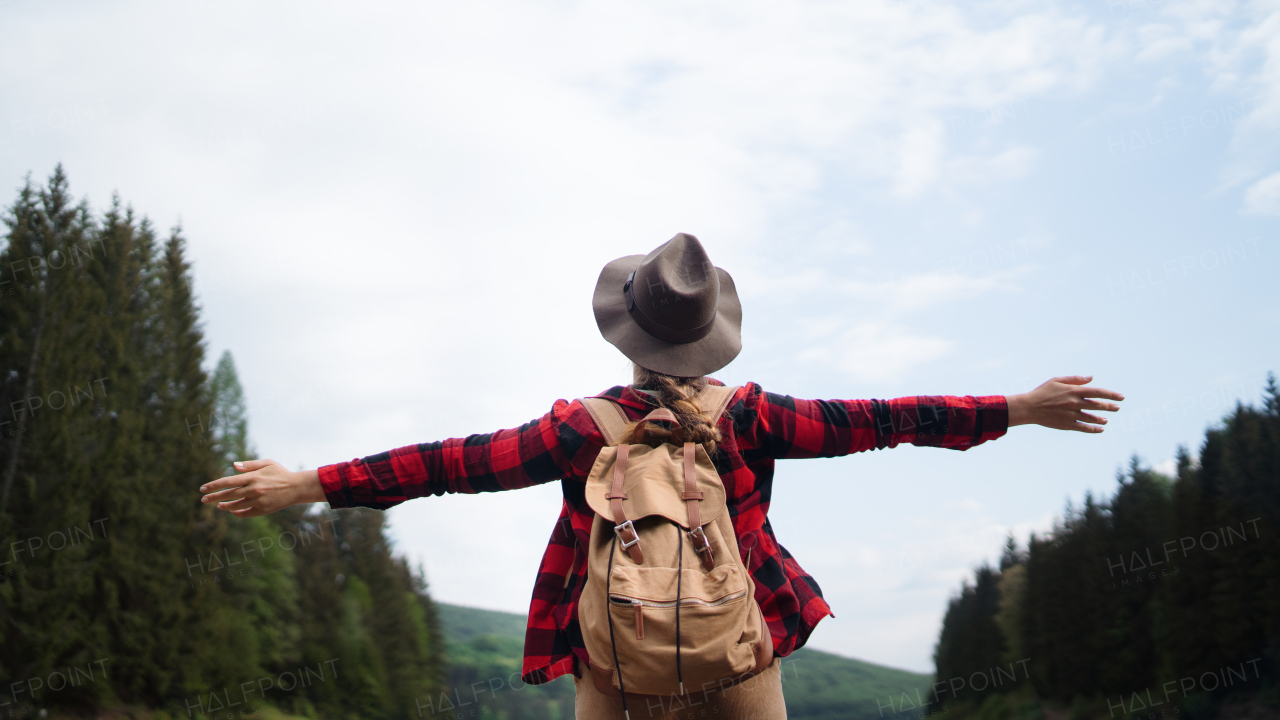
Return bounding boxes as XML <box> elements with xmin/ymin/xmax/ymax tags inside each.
<box><xmin>592</xmin><ymin>254</ymin><xmax>742</xmax><ymax>377</ymax></box>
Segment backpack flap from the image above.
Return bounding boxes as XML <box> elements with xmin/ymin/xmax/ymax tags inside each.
<box><xmin>583</xmin><ymin>443</ymin><xmax>727</xmax><ymax>530</ymax></box>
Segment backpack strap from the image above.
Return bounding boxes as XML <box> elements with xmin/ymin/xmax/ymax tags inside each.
<box><xmin>692</xmin><ymin>383</ymin><xmax>738</xmax><ymax>423</ymax></box>
<box><xmin>581</xmin><ymin>397</ymin><xmax>631</xmax><ymax>446</ymax></box>
<box><xmin>682</xmin><ymin>443</ymin><xmax>715</xmax><ymax>570</ymax></box>
<box><xmin>607</xmin><ymin>442</ymin><xmax>644</xmax><ymax>565</ymax></box>
<box><xmin>687</xmin><ymin>384</ymin><xmax>736</xmax><ymax>570</ymax></box>
<box><xmin>581</xmin><ymin>395</ymin><xmax>645</xmax><ymax>564</ymax></box>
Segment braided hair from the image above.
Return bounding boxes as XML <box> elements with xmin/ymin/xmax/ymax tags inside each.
<box><xmin>627</xmin><ymin>363</ymin><xmax>723</xmax><ymax>456</ymax></box>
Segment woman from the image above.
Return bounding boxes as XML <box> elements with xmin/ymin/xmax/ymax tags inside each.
<box><xmin>199</xmin><ymin>233</ymin><xmax>1123</xmax><ymax>719</ymax></box>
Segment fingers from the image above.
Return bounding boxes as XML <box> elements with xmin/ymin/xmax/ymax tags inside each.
<box><xmin>1062</xmin><ymin>410</ymin><xmax>1108</xmax><ymax>433</ymax></box>
<box><xmin>1048</xmin><ymin>376</ymin><xmax>1126</xmax><ymax>402</ymax></box>
<box><xmin>233</xmin><ymin>458</ymin><xmax>276</xmax><ymax>472</ymax></box>
<box><xmin>1079</xmin><ymin>397</ymin><xmax>1123</xmax><ymax>412</ymax></box>
<box><xmin>1079</xmin><ymin>387</ymin><xmax>1125</xmax><ymax>402</ymax></box>
<box><xmin>215</xmin><ymin>493</ymin><xmax>272</xmax><ymax>517</ymax></box>
<box><xmin>201</xmin><ymin>486</ymin><xmax>248</xmax><ymax>504</ymax></box>
<box><xmin>1051</xmin><ymin>375</ymin><xmax>1093</xmax><ymax>386</ymax></box>
<box><xmin>199</xmin><ymin>459</ymin><xmax>276</xmax><ymax>497</ymax></box>
<box><xmin>201</xmin><ymin>477</ymin><xmax>264</xmax><ymax>504</ymax></box>
<box><xmin>1077</xmin><ymin>411</ymin><xmax>1107</xmax><ymax>426</ymax></box>
<box><xmin>216</xmin><ymin>496</ymin><xmax>254</xmax><ymax>512</ymax></box>
<box><xmin>200</xmin><ymin>475</ymin><xmax>246</xmax><ymax>494</ymax></box>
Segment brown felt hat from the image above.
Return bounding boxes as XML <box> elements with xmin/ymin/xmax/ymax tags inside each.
<box><xmin>592</xmin><ymin>233</ymin><xmax>742</xmax><ymax>377</ymax></box>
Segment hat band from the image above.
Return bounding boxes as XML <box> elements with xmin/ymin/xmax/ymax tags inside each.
<box><xmin>624</xmin><ymin>271</ymin><xmax>718</xmax><ymax>344</ymax></box>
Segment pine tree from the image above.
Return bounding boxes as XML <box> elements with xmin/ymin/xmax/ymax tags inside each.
<box><xmin>1204</xmin><ymin>402</ymin><xmax>1274</xmax><ymax>679</ymax></box>
<box><xmin>1160</xmin><ymin>442</ymin><xmax>1219</xmax><ymax>682</ymax></box>
<box><xmin>1022</xmin><ymin>492</ymin><xmax>1116</xmax><ymax>701</ymax></box>
<box><xmin>84</xmin><ymin>215</ymin><xmax>222</xmax><ymax>701</ymax></box>
<box><xmin>932</xmin><ymin>565</ymin><xmax>1006</xmax><ymax>710</ymax></box>
<box><xmin>203</xmin><ymin>349</ymin><xmax>301</xmax><ymax>679</ymax></box>
<box><xmin>1258</xmin><ymin>375</ymin><xmax>1280</xmax><ymax>652</ymax></box>
<box><xmin>995</xmin><ymin>536</ymin><xmax>1027</xmax><ymax>667</ymax></box>
<box><xmin>1099</xmin><ymin>456</ymin><xmax>1172</xmax><ymax>695</ymax></box>
<box><xmin>0</xmin><ymin>166</ymin><xmax>116</xmax><ymax>708</ymax></box>
<box><xmin>209</xmin><ymin>349</ymin><xmax>255</xmax><ymax>470</ymax></box>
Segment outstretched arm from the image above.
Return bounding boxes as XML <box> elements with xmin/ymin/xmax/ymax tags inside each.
<box><xmin>199</xmin><ymin>397</ymin><xmax>606</xmax><ymax>518</ymax></box>
<box><xmin>741</xmin><ymin>374</ymin><xmax>1122</xmax><ymax>460</ymax></box>
<box><xmin>741</xmin><ymin>383</ymin><xmax>1008</xmax><ymax>459</ymax></box>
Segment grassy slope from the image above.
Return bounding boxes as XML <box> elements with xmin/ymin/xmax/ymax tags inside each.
<box><xmin>436</xmin><ymin>602</ymin><xmax>933</xmax><ymax>720</ymax></box>
<box><xmin>435</xmin><ymin>603</ymin><xmax>576</xmax><ymax>720</ymax></box>
<box><xmin>780</xmin><ymin>647</ymin><xmax>934</xmax><ymax>720</ymax></box>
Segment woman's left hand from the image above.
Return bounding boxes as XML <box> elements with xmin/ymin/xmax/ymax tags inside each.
<box><xmin>1007</xmin><ymin>375</ymin><xmax>1124</xmax><ymax>433</ymax></box>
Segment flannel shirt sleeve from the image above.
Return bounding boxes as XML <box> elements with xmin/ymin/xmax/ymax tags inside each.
<box><xmin>738</xmin><ymin>382</ymin><xmax>1008</xmax><ymax>459</ymax></box>
<box><xmin>317</xmin><ymin>398</ymin><xmax>605</xmax><ymax>510</ymax></box>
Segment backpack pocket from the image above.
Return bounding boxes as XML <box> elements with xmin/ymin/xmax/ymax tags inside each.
<box><xmin>601</xmin><ymin>564</ymin><xmax>760</xmax><ymax>693</ymax></box>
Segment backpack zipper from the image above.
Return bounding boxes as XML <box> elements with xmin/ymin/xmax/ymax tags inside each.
<box><xmin>609</xmin><ymin>590</ymin><xmax>746</xmax><ymax>609</ymax></box>
<box><xmin>610</xmin><ymin>591</ymin><xmax>746</xmax><ymax>640</ymax></box>
<box><xmin>632</xmin><ymin>600</ymin><xmax>644</xmax><ymax>639</ymax></box>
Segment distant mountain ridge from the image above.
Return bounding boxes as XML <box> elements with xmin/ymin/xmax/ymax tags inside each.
<box><xmin>436</xmin><ymin>602</ymin><xmax>933</xmax><ymax>720</ymax></box>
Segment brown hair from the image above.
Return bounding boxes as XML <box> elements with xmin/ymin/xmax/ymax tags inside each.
<box><xmin>627</xmin><ymin>362</ymin><xmax>723</xmax><ymax>456</ymax></box>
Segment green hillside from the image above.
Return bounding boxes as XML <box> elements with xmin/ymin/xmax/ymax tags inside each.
<box><xmin>782</xmin><ymin>647</ymin><xmax>934</xmax><ymax>720</ymax></box>
<box><xmin>436</xmin><ymin>602</ymin><xmax>932</xmax><ymax>720</ymax></box>
<box><xmin>434</xmin><ymin>603</ymin><xmax>575</xmax><ymax>720</ymax></box>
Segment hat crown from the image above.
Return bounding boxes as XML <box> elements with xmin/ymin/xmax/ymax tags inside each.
<box><xmin>631</xmin><ymin>233</ymin><xmax>720</xmax><ymax>331</ymax></box>
<box><xmin>592</xmin><ymin>232</ymin><xmax>742</xmax><ymax>377</ymax></box>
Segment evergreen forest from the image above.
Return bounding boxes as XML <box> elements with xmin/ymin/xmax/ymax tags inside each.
<box><xmin>0</xmin><ymin>167</ymin><xmax>444</xmax><ymax>720</ymax></box>
<box><xmin>931</xmin><ymin>378</ymin><xmax>1280</xmax><ymax>719</ymax></box>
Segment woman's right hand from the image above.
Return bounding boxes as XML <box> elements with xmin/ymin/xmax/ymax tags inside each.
<box><xmin>1007</xmin><ymin>375</ymin><xmax>1124</xmax><ymax>433</ymax></box>
<box><xmin>199</xmin><ymin>459</ymin><xmax>326</xmax><ymax>517</ymax></box>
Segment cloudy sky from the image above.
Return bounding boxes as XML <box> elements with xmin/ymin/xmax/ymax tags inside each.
<box><xmin>3</xmin><ymin>0</ymin><xmax>1278</xmax><ymax>673</ymax></box>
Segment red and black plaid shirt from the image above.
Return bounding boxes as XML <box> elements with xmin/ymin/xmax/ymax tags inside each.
<box><xmin>318</xmin><ymin>379</ymin><xmax>1008</xmax><ymax>685</ymax></box>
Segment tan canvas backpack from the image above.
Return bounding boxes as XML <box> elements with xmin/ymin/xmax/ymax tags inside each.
<box><xmin>577</xmin><ymin>384</ymin><xmax>773</xmax><ymax>708</ymax></box>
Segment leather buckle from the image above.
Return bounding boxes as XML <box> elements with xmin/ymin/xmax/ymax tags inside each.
<box><xmin>689</xmin><ymin>526</ymin><xmax>711</xmax><ymax>553</ymax></box>
<box><xmin>614</xmin><ymin>520</ymin><xmax>640</xmax><ymax>549</ymax></box>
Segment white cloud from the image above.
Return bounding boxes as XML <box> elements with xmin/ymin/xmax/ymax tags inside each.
<box><xmin>1243</xmin><ymin>170</ymin><xmax>1280</xmax><ymax>214</ymax></box>
<box><xmin>1136</xmin><ymin>23</ymin><xmax>1195</xmax><ymax>62</ymax></box>
<box><xmin>747</xmin><ymin>262</ymin><xmax>1033</xmax><ymax>384</ymax></box>
<box><xmin>946</xmin><ymin>146</ymin><xmax>1039</xmax><ymax>185</ymax></box>
<box><xmin>891</xmin><ymin>122</ymin><xmax>947</xmax><ymax>199</ymax></box>
<box><xmin>797</xmin><ymin>322</ymin><xmax>955</xmax><ymax>384</ymax></box>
